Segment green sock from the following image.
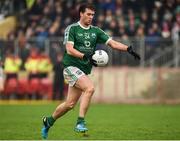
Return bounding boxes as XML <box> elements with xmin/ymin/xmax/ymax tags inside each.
<box><xmin>47</xmin><ymin>116</ymin><xmax>56</xmax><ymax>126</ymax></box>
<box><xmin>77</xmin><ymin>117</ymin><xmax>85</xmax><ymax>124</ymax></box>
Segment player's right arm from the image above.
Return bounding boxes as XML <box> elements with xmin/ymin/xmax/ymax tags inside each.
<box><xmin>66</xmin><ymin>43</ymin><xmax>84</xmax><ymax>59</ymax></box>
<box><xmin>65</xmin><ymin>43</ymin><xmax>96</xmax><ymax>66</ymax></box>
<box><xmin>64</xmin><ymin>25</ymin><xmax>85</xmax><ymax>59</ymax></box>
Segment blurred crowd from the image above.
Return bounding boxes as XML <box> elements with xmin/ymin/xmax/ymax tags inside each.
<box><xmin>6</xmin><ymin>0</ymin><xmax>180</xmax><ymax>43</ymax></box>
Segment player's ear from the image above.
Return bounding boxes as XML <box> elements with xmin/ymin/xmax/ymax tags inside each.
<box><xmin>80</xmin><ymin>12</ymin><xmax>83</xmax><ymax>17</ymax></box>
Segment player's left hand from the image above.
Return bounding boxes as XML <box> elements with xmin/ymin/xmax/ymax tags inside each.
<box><xmin>83</xmin><ymin>53</ymin><xmax>97</xmax><ymax>67</ymax></box>
<box><xmin>127</xmin><ymin>46</ymin><xmax>141</xmax><ymax>60</ymax></box>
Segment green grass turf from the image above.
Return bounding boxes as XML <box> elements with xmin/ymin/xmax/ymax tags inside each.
<box><xmin>0</xmin><ymin>102</ymin><xmax>180</xmax><ymax>140</ymax></box>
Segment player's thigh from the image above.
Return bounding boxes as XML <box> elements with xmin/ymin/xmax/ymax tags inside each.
<box><xmin>66</xmin><ymin>85</ymin><xmax>82</xmax><ymax>104</ymax></box>
<box><xmin>63</xmin><ymin>66</ymin><xmax>94</xmax><ymax>92</ymax></box>
<box><xmin>63</xmin><ymin>66</ymin><xmax>85</xmax><ymax>87</ymax></box>
<box><xmin>75</xmin><ymin>75</ymin><xmax>95</xmax><ymax>92</ymax></box>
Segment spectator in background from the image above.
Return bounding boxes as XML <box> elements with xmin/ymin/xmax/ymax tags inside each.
<box><xmin>6</xmin><ymin>30</ymin><xmax>16</xmax><ymax>53</ymax></box>
<box><xmin>4</xmin><ymin>52</ymin><xmax>22</xmax><ymax>80</ymax></box>
<box><xmin>49</xmin><ymin>16</ymin><xmax>61</xmax><ymax>37</ymax></box>
<box><xmin>17</xmin><ymin>29</ymin><xmax>29</xmax><ymax>66</ymax></box>
<box><xmin>4</xmin><ymin>52</ymin><xmax>22</xmax><ymax>98</ymax></box>
<box><xmin>38</xmin><ymin>51</ymin><xmax>53</xmax><ymax>99</ymax></box>
<box><xmin>171</xmin><ymin>22</ymin><xmax>179</xmax><ymax>42</ymax></box>
<box><xmin>24</xmin><ymin>47</ymin><xmax>40</xmax><ymax>98</ymax></box>
<box><xmin>172</xmin><ymin>6</ymin><xmax>180</xmax><ymax>43</ymax></box>
<box><xmin>139</xmin><ymin>9</ymin><xmax>149</xmax><ymax>34</ymax></box>
<box><xmin>36</xmin><ymin>25</ymin><xmax>49</xmax><ymax>50</ymax></box>
<box><xmin>38</xmin><ymin>51</ymin><xmax>53</xmax><ymax>79</ymax></box>
<box><xmin>126</xmin><ymin>8</ymin><xmax>139</xmax><ymax>37</ymax></box>
<box><xmin>161</xmin><ymin>21</ymin><xmax>171</xmax><ymax>39</ymax></box>
<box><xmin>136</xmin><ymin>24</ymin><xmax>145</xmax><ymax>38</ymax></box>
<box><xmin>53</xmin><ymin>53</ymin><xmax>64</xmax><ymax>100</ymax></box>
<box><xmin>25</xmin><ymin>47</ymin><xmax>39</xmax><ymax>80</ymax></box>
<box><xmin>117</xmin><ymin>17</ymin><xmax>126</xmax><ymax>37</ymax></box>
<box><xmin>115</xmin><ymin>0</ymin><xmax>124</xmax><ymax>11</ymax></box>
<box><xmin>146</xmin><ymin>22</ymin><xmax>161</xmax><ymax>48</ymax></box>
<box><xmin>95</xmin><ymin>13</ymin><xmax>105</xmax><ymax>29</ymax></box>
<box><xmin>25</xmin><ymin>21</ymin><xmax>36</xmax><ymax>39</ymax></box>
<box><xmin>17</xmin><ymin>29</ymin><xmax>26</xmax><ymax>49</ymax></box>
<box><xmin>109</xmin><ymin>19</ymin><xmax>119</xmax><ymax>37</ymax></box>
<box><xmin>104</xmin><ymin>9</ymin><xmax>113</xmax><ymax>26</ymax></box>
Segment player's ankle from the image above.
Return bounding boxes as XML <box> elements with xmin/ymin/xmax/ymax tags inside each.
<box><xmin>77</xmin><ymin>117</ymin><xmax>85</xmax><ymax>124</ymax></box>
<box><xmin>47</xmin><ymin>116</ymin><xmax>56</xmax><ymax>126</ymax></box>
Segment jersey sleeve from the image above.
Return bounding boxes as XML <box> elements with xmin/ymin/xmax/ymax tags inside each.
<box><xmin>96</xmin><ymin>27</ymin><xmax>112</xmax><ymax>45</ymax></box>
<box><xmin>63</xmin><ymin>25</ymin><xmax>75</xmax><ymax>45</ymax></box>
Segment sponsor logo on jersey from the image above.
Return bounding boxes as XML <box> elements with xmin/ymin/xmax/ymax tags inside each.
<box><xmin>84</xmin><ymin>41</ymin><xmax>91</xmax><ymax>47</ymax></box>
<box><xmin>77</xmin><ymin>33</ymin><xmax>83</xmax><ymax>36</ymax></box>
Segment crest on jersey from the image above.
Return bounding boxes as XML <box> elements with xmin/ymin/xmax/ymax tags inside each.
<box><xmin>91</xmin><ymin>33</ymin><xmax>96</xmax><ymax>38</ymax></box>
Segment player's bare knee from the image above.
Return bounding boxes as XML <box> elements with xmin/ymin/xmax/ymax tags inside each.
<box><xmin>66</xmin><ymin>102</ymin><xmax>76</xmax><ymax>110</ymax></box>
<box><xmin>86</xmin><ymin>86</ymin><xmax>95</xmax><ymax>96</ymax></box>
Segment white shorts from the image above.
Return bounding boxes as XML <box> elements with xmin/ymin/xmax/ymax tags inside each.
<box><xmin>63</xmin><ymin>66</ymin><xmax>85</xmax><ymax>86</ymax></box>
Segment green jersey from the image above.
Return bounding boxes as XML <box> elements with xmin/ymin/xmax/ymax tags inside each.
<box><xmin>63</xmin><ymin>22</ymin><xmax>111</xmax><ymax>74</ymax></box>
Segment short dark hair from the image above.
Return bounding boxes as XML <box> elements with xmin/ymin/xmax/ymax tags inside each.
<box><xmin>79</xmin><ymin>3</ymin><xmax>95</xmax><ymax>15</ymax></box>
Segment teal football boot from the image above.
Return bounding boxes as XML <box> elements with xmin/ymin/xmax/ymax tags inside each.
<box><xmin>41</xmin><ymin>117</ymin><xmax>51</xmax><ymax>139</ymax></box>
<box><xmin>74</xmin><ymin>120</ymin><xmax>88</xmax><ymax>133</ymax></box>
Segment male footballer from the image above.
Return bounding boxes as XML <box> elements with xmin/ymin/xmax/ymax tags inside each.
<box><xmin>41</xmin><ymin>3</ymin><xmax>140</xmax><ymax>139</ymax></box>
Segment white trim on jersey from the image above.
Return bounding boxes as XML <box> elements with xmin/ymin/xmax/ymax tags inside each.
<box><xmin>105</xmin><ymin>38</ymin><xmax>112</xmax><ymax>45</ymax></box>
<box><xmin>67</xmin><ymin>41</ymin><xmax>74</xmax><ymax>45</ymax></box>
<box><xmin>78</xmin><ymin>21</ymin><xmax>90</xmax><ymax>30</ymax></box>
<box><xmin>97</xmin><ymin>27</ymin><xmax>112</xmax><ymax>45</ymax></box>
<box><xmin>63</xmin><ymin>23</ymin><xmax>78</xmax><ymax>45</ymax></box>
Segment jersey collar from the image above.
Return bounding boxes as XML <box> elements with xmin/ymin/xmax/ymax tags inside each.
<box><xmin>78</xmin><ymin>21</ymin><xmax>90</xmax><ymax>30</ymax></box>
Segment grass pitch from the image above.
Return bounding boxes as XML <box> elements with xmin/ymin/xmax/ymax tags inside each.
<box><xmin>0</xmin><ymin>101</ymin><xmax>180</xmax><ymax>140</ymax></box>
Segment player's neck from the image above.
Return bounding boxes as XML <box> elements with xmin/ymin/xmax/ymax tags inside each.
<box><xmin>78</xmin><ymin>21</ymin><xmax>90</xmax><ymax>29</ymax></box>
